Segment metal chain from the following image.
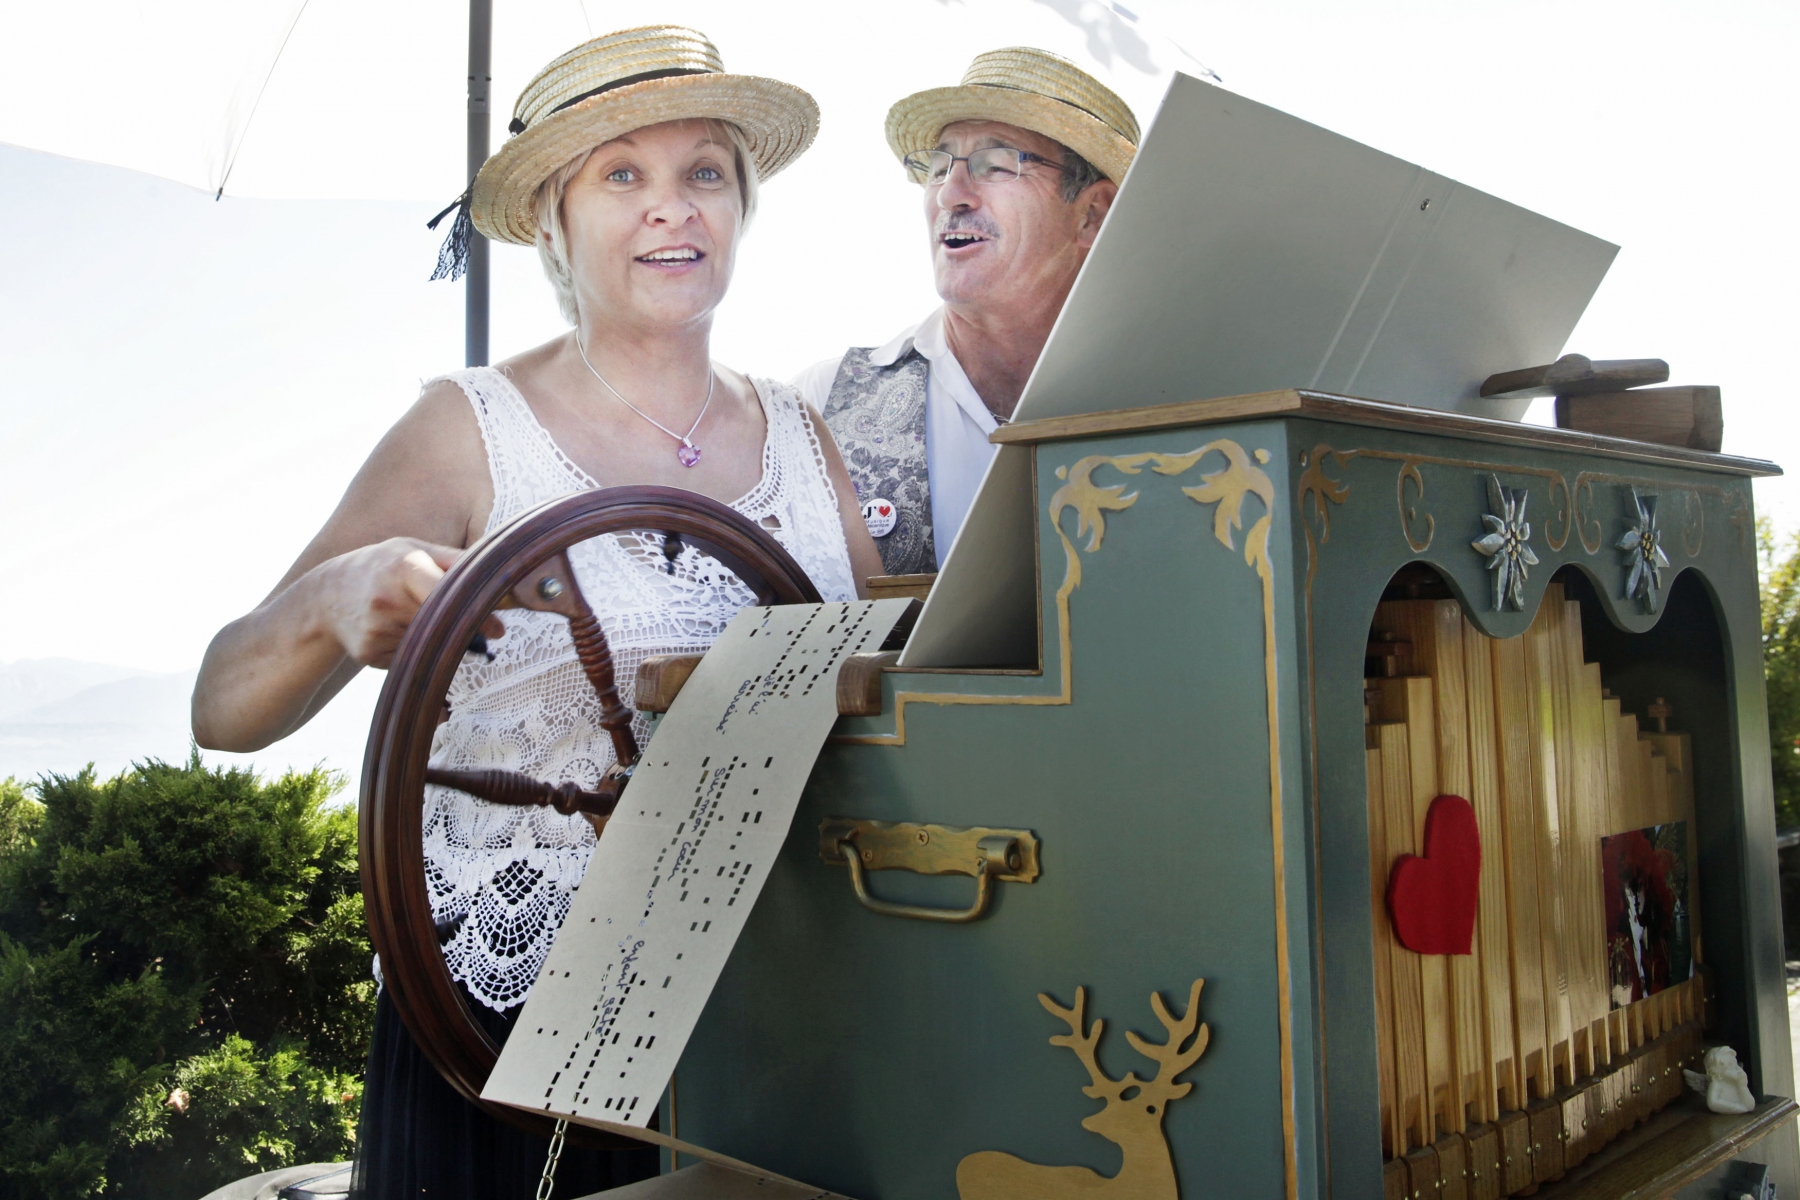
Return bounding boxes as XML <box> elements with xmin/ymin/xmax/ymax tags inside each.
<box><xmin>574</xmin><ymin>327</ymin><xmax>714</xmax><ymax>451</ymax></box>
<box><xmin>534</xmin><ymin>1118</ymin><xmax>569</xmax><ymax>1200</ymax></box>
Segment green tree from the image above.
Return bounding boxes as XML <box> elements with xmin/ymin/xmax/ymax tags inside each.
<box><xmin>1759</xmin><ymin>518</ymin><xmax>1800</xmax><ymax>829</ymax></box>
<box><xmin>0</xmin><ymin>755</ymin><xmax>373</xmax><ymax>1200</ymax></box>
<box><xmin>117</xmin><ymin>1036</ymin><xmax>358</xmax><ymax>1189</ymax></box>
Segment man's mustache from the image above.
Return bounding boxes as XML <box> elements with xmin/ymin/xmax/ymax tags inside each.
<box><xmin>934</xmin><ymin>213</ymin><xmax>1000</xmax><ymax>241</ymax></box>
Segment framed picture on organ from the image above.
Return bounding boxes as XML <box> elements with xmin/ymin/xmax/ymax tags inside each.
<box><xmin>1602</xmin><ymin>821</ymin><xmax>1694</xmax><ymax>1008</ymax></box>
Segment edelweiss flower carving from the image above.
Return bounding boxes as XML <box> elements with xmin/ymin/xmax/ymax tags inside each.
<box><xmin>1471</xmin><ymin>474</ymin><xmax>1539</xmax><ymax>611</ymax></box>
<box><xmin>1617</xmin><ymin>489</ymin><xmax>1670</xmax><ymax>612</ymax></box>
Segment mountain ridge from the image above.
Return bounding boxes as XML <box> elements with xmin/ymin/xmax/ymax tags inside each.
<box><xmin>0</xmin><ymin>658</ymin><xmax>377</xmax><ymax>786</ymax></box>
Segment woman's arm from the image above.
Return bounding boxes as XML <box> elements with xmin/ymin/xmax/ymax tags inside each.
<box><xmin>804</xmin><ymin>403</ymin><xmax>885</xmax><ymax>599</ymax></box>
<box><xmin>192</xmin><ymin>381</ymin><xmax>497</xmax><ymax>752</ymax></box>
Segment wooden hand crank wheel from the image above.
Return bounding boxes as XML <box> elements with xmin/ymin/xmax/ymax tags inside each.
<box><xmin>359</xmin><ymin>485</ymin><xmax>822</xmax><ymax>1142</ymax></box>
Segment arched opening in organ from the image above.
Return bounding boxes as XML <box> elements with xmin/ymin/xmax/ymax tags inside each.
<box><xmin>1364</xmin><ymin>563</ymin><xmax>1725</xmax><ymax>1192</ymax></box>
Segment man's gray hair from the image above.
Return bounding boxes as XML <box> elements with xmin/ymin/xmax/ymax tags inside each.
<box><xmin>532</xmin><ymin>119</ymin><xmax>760</xmax><ymax>325</ymax></box>
<box><xmin>1058</xmin><ymin>146</ymin><xmax>1105</xmax><ymax>203</ymax></box>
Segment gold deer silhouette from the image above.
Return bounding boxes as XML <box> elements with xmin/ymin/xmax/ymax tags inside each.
<box><xmin>957</xmin><ymin>980</ymin><xmax>1210</xmax><ymax>1200</ymax></box>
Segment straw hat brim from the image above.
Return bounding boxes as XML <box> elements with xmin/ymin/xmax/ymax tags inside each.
<box><xmin>471</xmin><ymin>73</ymin><xmax>819</xmax><ymax>246</ymax></box>
<box><xmin>885</xmin><ymin>84</ymin><xmax>1135</xmax><ymax>185</ymax></box>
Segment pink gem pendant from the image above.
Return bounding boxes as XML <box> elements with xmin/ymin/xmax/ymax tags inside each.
<box><xmin>676</xmin><ymin>441</ymin><xmax>702</xmax><ymax>468</ymax></box>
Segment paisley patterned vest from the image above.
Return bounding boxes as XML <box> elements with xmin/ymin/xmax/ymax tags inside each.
<box><xmin>821</xmin><ymin>347</ymin><xmax>936</xmax><ymax>576</ymax></box>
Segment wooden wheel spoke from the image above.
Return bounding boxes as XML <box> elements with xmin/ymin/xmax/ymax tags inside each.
<box><xmin>506</xmin><ymin>551</ymin><xmax>640</xmax><ymax>766</ymax></box>
<box><xmin>422</xmin><ymin>766</ymin><xmax>623</xmax><ymax>819</ymax></box>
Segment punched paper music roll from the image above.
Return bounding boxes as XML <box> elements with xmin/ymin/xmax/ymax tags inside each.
<box><xmin>483</xmin><ymin>600</ymin><xmax>910</xmax><ymax>1142</ymax></box>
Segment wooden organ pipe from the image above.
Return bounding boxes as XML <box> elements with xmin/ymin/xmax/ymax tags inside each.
<box><xmin>1366</xmin><ymin>584</ymin><xmax>1704</xmax><ymax>1187</ymax></box>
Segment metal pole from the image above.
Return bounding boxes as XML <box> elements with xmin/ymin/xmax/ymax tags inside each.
<box><xmin>465</xmin><ymin>0</ymin><xmax>492</xmax><ymax>367</ymax></box>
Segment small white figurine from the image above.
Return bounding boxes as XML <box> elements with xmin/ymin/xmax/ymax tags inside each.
<box><xmin>1683</xmin><ymin>1045</ymin><xmax>1756</xmax><ymax>1114</ymax></box>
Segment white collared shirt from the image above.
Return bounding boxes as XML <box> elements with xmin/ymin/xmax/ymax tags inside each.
<box><xmin>794</xmin><ymin>307</ymin><xmax>999</xmax><ymax>570</ymax></box>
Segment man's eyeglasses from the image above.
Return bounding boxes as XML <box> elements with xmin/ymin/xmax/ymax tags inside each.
<box><xmin>901</xmin><ymin>147</ymin><xmax>1063</xmax><ymax>186</ymax></box>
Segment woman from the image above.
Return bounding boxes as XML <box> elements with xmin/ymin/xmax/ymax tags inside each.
<box><xmin>193</xmin><ymin>26</ymin><xmax>883</xmax><ymax>1198</ymax></box>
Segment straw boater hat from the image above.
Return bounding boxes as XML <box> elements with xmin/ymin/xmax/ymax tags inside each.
<box><xmin>884</xmin><ymin>47</ymin><xmax>1139</xmax><ymax>184</ymax></box>
<box><xmin>467</xmin><ymin>26</ymin><xmax>820</xmax><ymax>247</ymax></box>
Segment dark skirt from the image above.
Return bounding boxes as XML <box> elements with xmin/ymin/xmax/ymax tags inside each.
<box><xmin>350</xmin><ymin>985</ymin><xmax>659</xmax><ymax>1200</ymax></box>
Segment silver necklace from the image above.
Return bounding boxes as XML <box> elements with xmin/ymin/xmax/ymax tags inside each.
<box><xmin>574</xmin><ymin>330</ymin><xmax>714</xmax><ymax>467</ymax></box>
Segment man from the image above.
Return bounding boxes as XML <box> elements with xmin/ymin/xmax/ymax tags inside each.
<box><xmin>795</xmin><ymin>48</ymin><xmax>1137</xmax><ymax>576</ymax></box>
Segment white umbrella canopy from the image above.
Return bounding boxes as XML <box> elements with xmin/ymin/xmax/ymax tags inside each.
<box><xmin>0</xmin><ymin>0</ymin><xmax>1203</xmax><ymax>202</ymax></box>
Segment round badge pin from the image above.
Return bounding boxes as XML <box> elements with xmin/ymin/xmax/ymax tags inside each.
<box><xmin>862</xmin><ymin>498</ymin><xmax>898</xmax><ymax>538</ymax></box>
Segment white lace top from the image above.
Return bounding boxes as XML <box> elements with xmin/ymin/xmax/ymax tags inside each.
<box><xmin>421</xmin><ymin>366</ymin><xmax>856</xmax><ymax>1011</ymax></box>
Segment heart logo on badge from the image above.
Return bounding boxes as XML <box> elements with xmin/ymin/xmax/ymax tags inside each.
<box><xmin>1386</xmin><ymin>795</ymin><xmax>1481</xmax><ymax>955</ymax></box>
<box><xmin>861</xmin><ymin>498</ymin><xmax>898</xmax><ymax>538</ymax></box>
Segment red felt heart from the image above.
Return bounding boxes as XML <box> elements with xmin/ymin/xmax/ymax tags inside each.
<box><xmin>1387</xmin><ymin>795</ymin><xmax>1481</xmax><ymax>955</ymax></box>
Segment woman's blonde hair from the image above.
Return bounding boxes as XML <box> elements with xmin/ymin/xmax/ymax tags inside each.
<box><xmin>532</xmin><ymin>119</ymin><xmax>760</xmax><ymax>325</ymax></box>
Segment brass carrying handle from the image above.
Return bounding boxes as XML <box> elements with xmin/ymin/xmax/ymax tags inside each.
<box><xmin>819</xmin><ymin>819</ymin><xmax>1040</xmax><ymax>924</ymax></box>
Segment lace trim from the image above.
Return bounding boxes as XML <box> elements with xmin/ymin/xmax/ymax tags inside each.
<box><xmin>410</xmin><ymin>366</ymin><xmax>854</xmax><ymax>1010</ymax></box>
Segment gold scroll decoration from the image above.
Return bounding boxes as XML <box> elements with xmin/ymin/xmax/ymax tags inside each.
<box><xmin>1295</xmin><ymin>443</ymin><xmax>1749</xmax><ymax>562</ymax></box>
<box><xmin>957</xmin><ymin>981</ymin><xmax>1209</xmax><ymax>1200</ymax></box>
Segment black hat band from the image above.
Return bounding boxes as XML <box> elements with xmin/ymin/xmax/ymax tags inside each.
<box><xmin>509</xmin><ymin>67</ymin><xmax>712</xmax><ymax>135</ymax></box>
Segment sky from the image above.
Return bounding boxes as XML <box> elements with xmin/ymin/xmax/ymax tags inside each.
<box><xmin>0</xmin><ymin>0</ymin><xmax>1795</xmax><ymax>782</ymax></box>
